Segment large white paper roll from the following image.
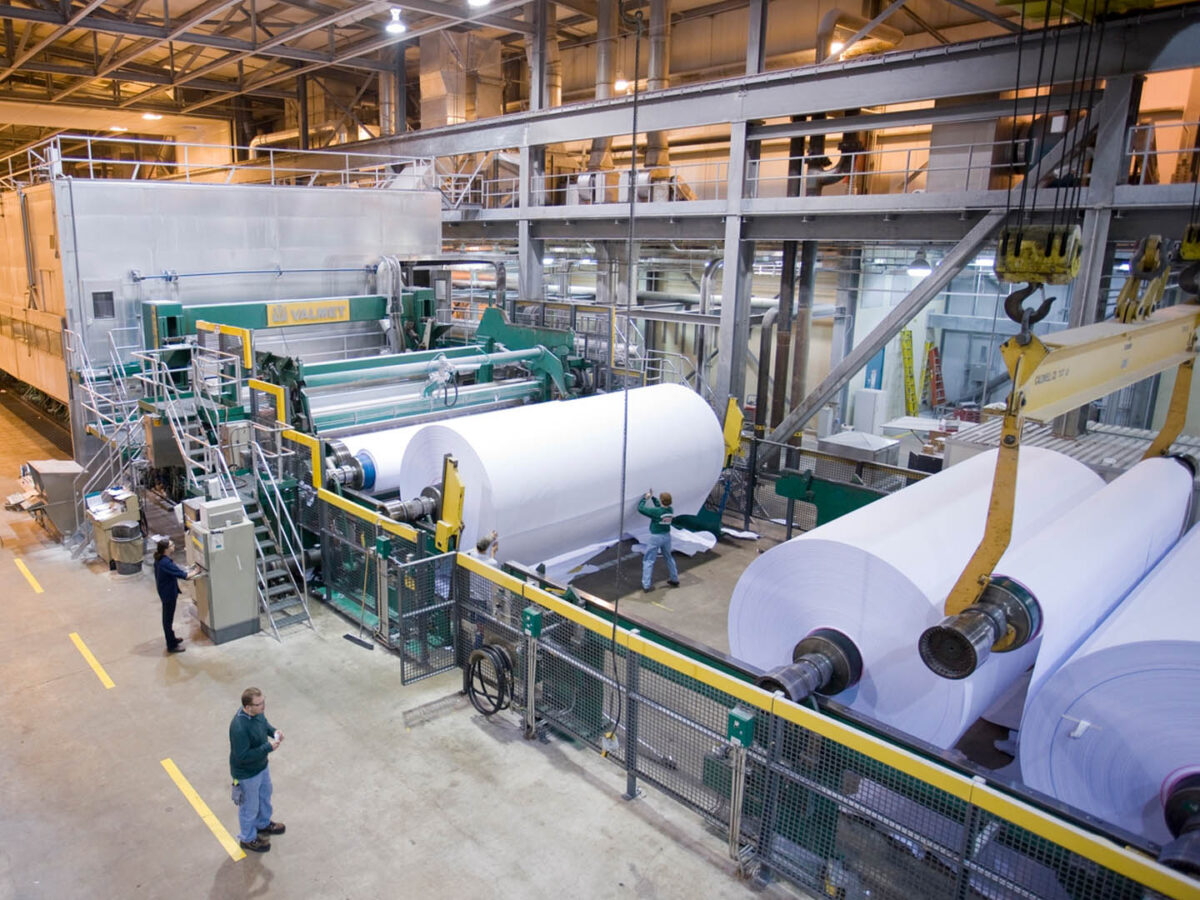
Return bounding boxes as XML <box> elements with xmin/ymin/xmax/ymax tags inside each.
<box><xmin>339</xmin><ymin>424</ymin><xmax>424</xmax><ymax>495</ymax></box>
<box><xmin>396</xmin><ymin>384</ymin><xmax>724</xmax><ymax>565</ymax></box>
<box><xmin>728</xmin><ymin>448</ymin><xmax>1104</xmax><ymax>748</ymax></box>
<box><xmin>1000</xmin><ymin>457</ymin><xmax>1192</xmax><ymax>706</ymax></box>
<box><xmin>1020</xmin><ymin>522</ymin><xmax>1200</xmax><ymax>844</ymax></box>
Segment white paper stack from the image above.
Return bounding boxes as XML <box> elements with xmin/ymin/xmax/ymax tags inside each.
<box><xmin>727</xmin><ymin>447</ymin><xmax>1104</xmax><ymax>748</ymax></box>
<box><xmin>1020</xmin><ymin>521</ymin><xmax>1200</xmax><ymax>844</ymax></box>
<box><xmin>394</xmin><ymin>384</ymin><xmax>725</xmax><ymax>566</ymax></box>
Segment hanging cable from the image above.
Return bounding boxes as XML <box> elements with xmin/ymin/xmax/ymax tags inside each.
<box><xmin>604</xmin><ymin>3</ymin><xmax>644</xmax><ymax>746</ymax></box>
<box><xmin>1004</xmin><ymin>1</ymin><xmax>1027</xmax><ymax>225</ymax></box>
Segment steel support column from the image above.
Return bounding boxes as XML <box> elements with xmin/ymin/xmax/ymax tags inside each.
<box><xmin>715</xmin><ymin>120</ymin><xmax>755</xmax><ymax>416</ymax></box>
<box><xmin>746</xmin><ymin>0</ymin><xmax>768</xmax><ymax>76</ymax></box>
<box><xmin>518</xmin><ymin>145</ymin><xmax>545</xmax><ymax>301</ymax></box>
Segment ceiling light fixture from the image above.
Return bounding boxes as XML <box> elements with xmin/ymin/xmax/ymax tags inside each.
<box><xmin>613</xmin><ymin>77</ymin><xmax>629</xmax><ymax>93</ymax></box>
<box><xmin>467</xmin><ymin>0</ymin><xmax>491</xmax><ymax>7</ymax></box>
<box><xmin>109</xmin><ymin>125</ymin><xmax>129</xmax><ymax>132</ymax></box>
<box><xmin>141</xmin><ymin>112</ymin><xmax>163</xmax><ymax>120</ymax></box>
<box><xmin>907</xmin><ymin>248</ymin><xmax>933</xmax><ymax>278</ymax></box>
<box><xmin>385</xmin><ymin>7</ymin><xmax>406</xmax><ymax>34</ymax></box>
<box><xmin>829</xmin><ymin>40</ymin><xmax>845</xmax><ymax>55</ymax></box>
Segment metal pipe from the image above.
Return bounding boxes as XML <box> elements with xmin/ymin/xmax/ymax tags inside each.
<box><xmin>771</xmin><ymin>242</ymin><xmax>796</xmax><ymax>432</ymax></box>
<box><xmin>303</xmin><ymin>347</ymin><xmax>544</xmax><ymax>391</ymax></box>
<box><xmin>695</xmin><ymin>257</ymin><xmax>722</xmax><ymax>391</ymax></box>
<box><xmin>788</xmin><ymin>241</ymin><xmax>817</xmax><ymax>422</ymax></box>
<box><xmin>312</xmin><ymin>378</ymin><xmax>542</xmax><ymax>433</ymax></box>
<box><xmin>644</xmin><ymin>0</ymin><xmax>671</xmax><ymax>170</ymax></box>
<box><xmin>753</xmin><ymin>306</ymin><xmax>777</xmax><ymax>437</ymax></box>
<box><xmin>130</xmin><ymin>265</ymin><xmax>370</xmax><ymax>282</ymax></box>
<box><xmin>588</xmin><ymin>0</ymin><xmax>618</xmax><ymax>170</ymax></box>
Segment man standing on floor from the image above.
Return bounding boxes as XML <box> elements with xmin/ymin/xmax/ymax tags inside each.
<box><xmin>229</xmin><ymin>687</ymin><xmax>286</xmax><ymax>853</ymax></box>
<box><xmin>637</xmin><ymin>490</ymin><xmax>679</xmax><ymax>593</ymax></box>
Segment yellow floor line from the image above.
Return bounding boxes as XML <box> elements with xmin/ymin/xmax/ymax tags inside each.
<box><xmin>68</xmin><ymin>632</ymin><xmax>115</xmax><ymax>690</ymax></box>
<box><xmin>651</xmin><ymin>601</ymin><xmax>674</xmax><ymax>612</ymax></box>
<box><xmin>14</xmin><ymin>558</ymin><xmax>43</xmax><ymax>593</ymax></box>
<box><xmin>161</xmin><ymin>759</ymin><xmax>246</xmax><ymax>861</ymax></box>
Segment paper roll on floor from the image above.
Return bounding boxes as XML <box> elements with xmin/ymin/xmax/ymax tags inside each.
<box><xmin>396</xmin><ymin>384</ymin><xmax>724</xmax><ymax>565</ymax></box>
<box><xmin>727</xmin><ymin>447</ymin><xmax>1104</xmax><ymax>748</ymax></box>
<box><xmin>1019</xmin><ymin>522</ymin><xmax>1200</xmax><ymax>845</ymax></box>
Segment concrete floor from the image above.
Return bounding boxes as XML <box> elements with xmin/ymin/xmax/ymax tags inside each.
<box><xmin>0</xmin><ymin>398</ymin><xmax>805</xmax><ymax>900</ymax></box>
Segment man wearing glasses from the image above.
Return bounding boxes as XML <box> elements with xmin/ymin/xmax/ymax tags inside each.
<box><xmin>229</xmin><ymin>687</ymin><xmax>286</xmax><ymax>853</ymax></box>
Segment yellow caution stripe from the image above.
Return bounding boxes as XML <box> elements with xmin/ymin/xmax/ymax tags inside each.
<box><xmin>68</xmin><ymin>632</ymin><xmax>115</xmax><ymax>690</ymax></box>
<box><xmin>160</xmin><ymin>758</ymin><xmax>246</xmax><ymax>861</ymax></box>
<box><xmin>14</xmin><ymin>558</ymin><xmax>43</xmax><ymax>593</ymax></box>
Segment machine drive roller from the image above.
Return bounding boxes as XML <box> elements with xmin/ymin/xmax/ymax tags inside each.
<box><xmin>918</xmin><ymin>575</ymin><xmax>1040</xmax><ymax>680</ymax></box>
<box><xmin>755</xmin><ymin>628</ymin><xmax>863</xmax><ymax>702</ymax></box>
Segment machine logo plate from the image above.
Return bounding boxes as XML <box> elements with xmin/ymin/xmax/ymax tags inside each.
<box><xmin>267</xmin><ymin>299</ymin><xmax>350</xmax><ymax>327</ymax></box>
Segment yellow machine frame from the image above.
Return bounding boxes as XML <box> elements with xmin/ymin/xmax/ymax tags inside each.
<box><xmin>943</xmin><ymin>301</ymin><xmax>1200</xmax><ymax>626</ymax></box>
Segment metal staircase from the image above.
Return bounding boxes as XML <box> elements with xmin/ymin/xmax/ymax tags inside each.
<box><xmin>246</xmin><ymin>437</ymin><xmax>313</xmax><ymax>640</ymax></box>
<box><xmin>136</xmin><ymin>341</ymin><xmax>312</xmax><ymax>639</ymax></box>
<box><xmin>64</xmin><ymin>329</ymin><xmax>147</xmax><ymax>555</ymax></box>
<box><xmin>133</xmin><ymin>347</ymin><xmax>214</xmax><ymax>495</ymax></box>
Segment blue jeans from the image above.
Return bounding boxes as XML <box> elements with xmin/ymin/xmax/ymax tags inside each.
<box><xmin>236</xmin><ymin>767</ymin><xmax>273</xmax><ymax>843</ymax></box>
<box><xmin>641</xmin><ymin>532</ymin><xmax>678</xmax><ymax>589</ymax></box>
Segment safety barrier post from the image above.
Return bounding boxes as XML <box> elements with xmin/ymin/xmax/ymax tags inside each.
<box><xmin>754</xmin><ymin>713</ymin><xmax>785</xmax><ymax>880</ymax></box>
<box><xmin>524</xmin><ymin>632</ymin><xmax>538</xmax><ymax>738</ymax></box>
<box><xmin>953</xmin><ymin>780</ymin><xmax>986</xmax><ymax>900</ymax></box>
<box><xmin>623</xmin><ymin>634</ymin><xmax>641</xmax><ymax>801</ymax></box>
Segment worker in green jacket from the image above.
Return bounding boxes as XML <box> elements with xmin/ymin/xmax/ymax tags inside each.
<box><xmin>638</xmin><ymin>490</ymin><xmax>679</xmax><ymax>593</ymax></box>
<box><xmin>229</xmin><ymin>687</ymin><xmax>286</xmax><ymax>853</ymax></box>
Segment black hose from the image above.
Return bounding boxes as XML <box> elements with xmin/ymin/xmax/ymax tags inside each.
<box><xmin>466</xmin><ymin>645</ymin><xmax>513</xmax><ymax>716</ymax></box>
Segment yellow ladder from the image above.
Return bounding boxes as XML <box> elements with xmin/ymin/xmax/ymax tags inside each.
<box><xmin>900</xmin><ymin>329</ymin><xmax>918</xmax><ymax>416</ymax></box>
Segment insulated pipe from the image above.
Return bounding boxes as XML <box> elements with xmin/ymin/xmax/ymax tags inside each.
<box><xmin>588</xmin><ymin>0</ymin><xmax>618</xmax><ymax>171</ymax></box>
<box><xmin>804</xmin><ymin>10</ymin><xmax>901</xmax><ymax>195</ymax></box>
<box><xmin>644</xmin><ymin>0</ymin><xmax>671</xmax><ymax>171</ymax></box>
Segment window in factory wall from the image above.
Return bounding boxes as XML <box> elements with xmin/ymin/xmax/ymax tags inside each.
<box><xmin>92</xmin><ymin>291</ymin><xmax>115</xmax><ymax>319</ymax></box>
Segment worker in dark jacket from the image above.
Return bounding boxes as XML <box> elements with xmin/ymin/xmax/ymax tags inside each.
<box><xmin>637</xmin><ymin>490</ymin><xmax>679</xmax><ymax>593</ymax></box>
<box><xmin>153</xmin><ymin>538</ymin><xmax>196</xmax><ymax>653</ymax></box>
<box><xmin>229</xmin><ymin>687</ymin><xmax>286</xmax><ymax>853</ymax></box>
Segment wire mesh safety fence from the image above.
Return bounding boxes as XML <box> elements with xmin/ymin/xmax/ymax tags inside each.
<box><xmin>392</xmin><ymin>551</ymin><xmax>457</xmax><ymax>684</ymax></box>
<box><xmin>282</xmin><ymin>479</ymin><xmax>1188</xmax><ymax>897</ymax></box>
<box><xmin>453</xmin><ymin>557</ymin><xmax>1188</xmax><ymax>900</ymax></box>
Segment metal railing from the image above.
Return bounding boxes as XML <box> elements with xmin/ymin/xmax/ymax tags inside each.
<box><xmin>0</xmin><ymin>134</ymin><xmax>437</xmax><ymax>190</ymax></box>
<box><xmin>65</xmin><ymin>329</ymin><xmax>147</xmax><ymax>549</ymax></box>
<box><xmin>1126</xmin><ymin>120</ymin><xmax>1200</xmax><ymax>186</ymax></box>
<box><xmin>131</xmin><ymin>348</ymin><xmax>216</xmax><ymax>496</ymax></box>
<box><xmin>249</xmin><ymin>434</ymin><xmax>313</xmax><ymax>641</ymax></box>
<box><xmin>454</xmin><ymin>553</ymin><xmax>1195</xmax><ymax>900</ymax></box>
